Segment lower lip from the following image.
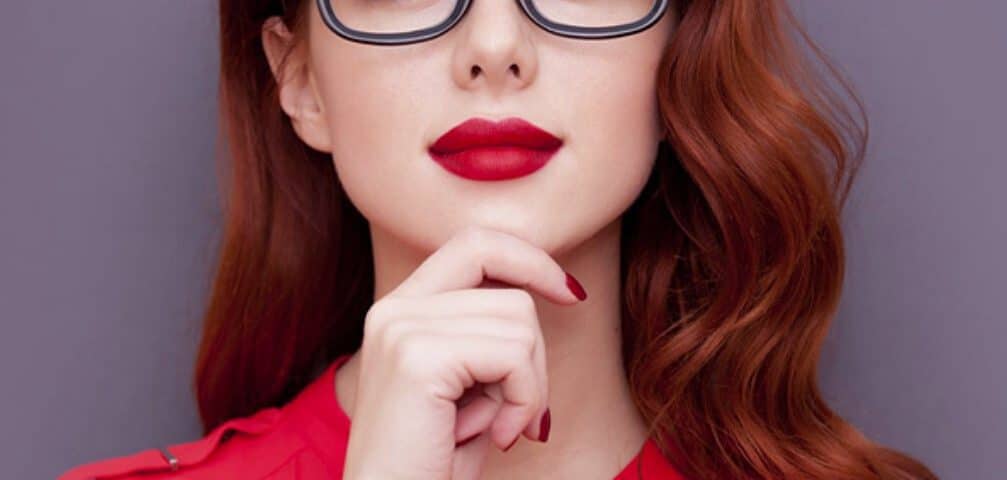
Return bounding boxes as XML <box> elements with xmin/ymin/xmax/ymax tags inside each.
<box><xmin>429</xmin><ymin>146</ymin><xmax>559</xmax><ymax>181</ymax></box>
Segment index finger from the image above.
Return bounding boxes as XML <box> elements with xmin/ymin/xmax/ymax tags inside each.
<box><xmin>385</xmin><ymin>226</ymin><xmax>585</xmax><ymax>305</ymax></box>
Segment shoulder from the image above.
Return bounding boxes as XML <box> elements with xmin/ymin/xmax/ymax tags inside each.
<box><xmin>57</xmin><ymin>407</ymin><xmax>331</xmax><ymax>480</ymax></box>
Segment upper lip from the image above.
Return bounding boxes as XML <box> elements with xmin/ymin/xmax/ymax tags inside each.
<box><xmin>429</xmin><ymin>117</ymin><xmax>563</xmax><ymax>153</ymax></box>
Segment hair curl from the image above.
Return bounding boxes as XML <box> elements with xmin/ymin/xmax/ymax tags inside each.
<box><xmin>198</xmin><ymin>1</ymin><xmax>938</xmax><ymax>478</ymax></box>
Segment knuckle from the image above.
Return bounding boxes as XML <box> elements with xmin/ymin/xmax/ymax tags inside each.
<box><xmin>365</xmin><ymin>297</ymin><xmax>393</xmax><ymax>323</ymax></box>
<box><xmin>363</xmin><ymin>299</ymin><xmax>397</xmax><ymax>338</ymax></box>
<box><xmin>364</xmin><ymin>300</ymin><xmax>419</xmax><ymax>354</ymax></box>
<box><xmin>515</xmin><ymin>328</ymin><xmax>537</xmax><ymax>354</ymax></box>
<box><xmin>502</xmin><ymin>337</ymin><xmax>536</xmax><ymax>374</ymax></box>
<box><xmin>502</xmin><ymin>288</ymin><xmax>537</xmax><ymax>319</ymax></box>
<box><xmin>378</xmin><ymin>316</ymin><xmax>413</xmax><ymax>353</ymax></box>
<box><xmin>362</xmin><ymin>305</ymin><xmax>386</xmax><ymax>339</ymax></box>
<box><xmin>392</xmin><ymin>334</ymin><xmax>438</xmax><ymax>378</ymax></box>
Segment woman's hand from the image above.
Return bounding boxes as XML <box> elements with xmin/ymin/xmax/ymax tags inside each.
<box><xmin>341</xmin><ymin>226</ymin><xmax>587</xmax><ymax>480</ymax></box>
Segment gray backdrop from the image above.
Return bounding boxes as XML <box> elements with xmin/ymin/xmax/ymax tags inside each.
<box><xmin>1</xmin><ymin>1</ymin><xmax>1003</xmax><ymax>479</ymax></box>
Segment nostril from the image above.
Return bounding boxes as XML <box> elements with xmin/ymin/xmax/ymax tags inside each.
<box><xmin>467</xmin><ymin>64</ymin><xmax>520</xmax><ymax>80</ymax></box>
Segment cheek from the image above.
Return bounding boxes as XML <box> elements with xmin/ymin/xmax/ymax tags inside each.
<box><xmin>314</xmin><ymin>54</ymin><xmax>427</xmax><ymax>158</ymax></box>
<box><xmin>310</xmin><ymin>50</ymin><xmax>439</xmax><ymax>214</ymax></box>
<box><xmin>554</xmin><ymin>48</ymin><xmax>664</xmax><ymax>192</ymax></box>
<box><xmin>560</xmin><ymin>35</ymin><xmax>665</xmax><ymax>141</ymax></box>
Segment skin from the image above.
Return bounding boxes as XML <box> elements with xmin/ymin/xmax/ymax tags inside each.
<box><xmin>262</xmin><ymin>1</ymin><xmax>677</xmax><ymax>478</ymax></box>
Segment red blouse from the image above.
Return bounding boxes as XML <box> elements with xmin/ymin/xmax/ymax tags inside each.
<box><xmin>60</xmin><ymin>354</ymin><xmax>685</xmax><ymax>479</ymax></box>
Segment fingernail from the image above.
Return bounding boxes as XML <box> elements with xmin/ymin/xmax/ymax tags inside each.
<box><xmin>565</xmin><ymin>272</ymin><xmax>587</xmax><ymax>301</ymax></box>
<box><xmin>504</xmin><ymin>436</ymin><xmax>519</xmax><ymax>452</ymax></box>
<box><xmin>538</xmin><ymin>408</ymin><xmax>551</xmax><ymax>442</ymax></box>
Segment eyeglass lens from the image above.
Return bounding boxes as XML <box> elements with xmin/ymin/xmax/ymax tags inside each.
<box><xmin>328</xmin><ymin>0</ymin><xmax>659</xmax><ymax>35</ymax></box>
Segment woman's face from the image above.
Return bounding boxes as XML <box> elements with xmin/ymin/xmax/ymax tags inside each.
<box><xmin>264</xmin><ymin>1</ymin><xmax>676</xmax><ymax>256</ymax></box>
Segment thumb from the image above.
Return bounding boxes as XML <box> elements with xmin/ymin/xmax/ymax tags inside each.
<box><xmin>451</xmin><ymin>432</ymin><xmax>492</xmax><ymax>480</ymax></box>
<box><xmin>451</xmin><ymin>384</ymin><xmax>503</xmax><ymax>480</ymax></box>
<box><xmin>454</xmin><ymin>383</ymin><xmax>503</xmax><ymax>442</ymax></box>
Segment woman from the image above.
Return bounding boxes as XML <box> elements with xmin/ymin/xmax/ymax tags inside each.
<box><xmin>61</xmin><ymin>0</ymin><xmax>938</xmax><ymax>478</ymax></box>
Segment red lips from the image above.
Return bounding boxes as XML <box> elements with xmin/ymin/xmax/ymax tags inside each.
<box><xmin>428</xmin><ymin>117</ymin><xmax>563</xmax><ymax>181</ymax></box>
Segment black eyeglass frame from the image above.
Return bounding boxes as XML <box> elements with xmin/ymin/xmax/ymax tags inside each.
<box><xmin>315</xmin><ymin>0</ymin><xmax>672</xmax><ymax>46</ymax></box>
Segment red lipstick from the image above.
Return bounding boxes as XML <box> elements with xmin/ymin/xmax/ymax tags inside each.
<box><xmin>428</xmin><ymin>117</ymin><xmax>563</xmax><ymax>181</ymax></box>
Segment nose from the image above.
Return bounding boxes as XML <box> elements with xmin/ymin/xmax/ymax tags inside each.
<box><xmin>450</xmin><ymin>0</ymin><xmax>539</xmax><ymax>96</ymax></box>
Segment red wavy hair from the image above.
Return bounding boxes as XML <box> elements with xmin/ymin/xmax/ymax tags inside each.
<box><xmin>198</xmin><ymin>0</ymin><xmax>938</xmax><ymax>478</ymax></box>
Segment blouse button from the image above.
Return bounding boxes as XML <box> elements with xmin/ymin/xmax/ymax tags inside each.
<box><xmin>157</xmin><ymin>446</ymin><xmax>180</xmax><ymax>471</ymax></box>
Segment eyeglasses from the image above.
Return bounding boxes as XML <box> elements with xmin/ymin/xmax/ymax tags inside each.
<box><xmin>315</xmin><ymin>0</ymin><xmax>672</xmax><ymax>46</ymax></box>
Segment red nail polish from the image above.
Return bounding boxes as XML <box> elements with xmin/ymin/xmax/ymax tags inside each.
<box><xmin>504</xmin><ymin>437</ymin><xmax>519</xmax><ymax>452</ymax></box>
<box><xmin>565</xmin><ymin>272</ymin><xmax>587</xmax><ymax>301</ymax></box>
<box><xmin>538</xmin><ymin>408</ymin><xmax>551</xmax><ymax>442</ymax></box>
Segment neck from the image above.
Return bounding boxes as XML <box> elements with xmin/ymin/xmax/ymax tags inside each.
<box><xmin>339</xmin><ymin>218</ymin><xmax>649</xmax><ymax>478</ymax></box>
